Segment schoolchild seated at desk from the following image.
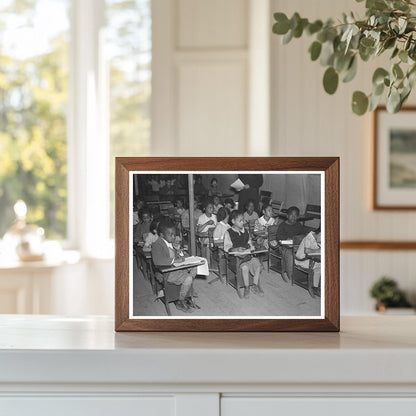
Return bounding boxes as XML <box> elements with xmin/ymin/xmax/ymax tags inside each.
<box><xmin>243</xmin><ymin>199</ymin><xmax>259</xmax><ymax>226</ymax></box>
<box><xmin>133</xmin><ymin>197</ymin><xmax>145</xmax><ymax>226</ymax></box>
<box><xmin>223</xmin><ymin>198</ymin><xmax>236</xmax><ymax>212</ymax></box>
<box><xmin>197</xmin><ymin>201</ymin><xmax>217</xmax><ymax>259</ymax></box>
<box><xmin>254</xmin><ymin>204</ymin><xmax>277</xmax><ymax>249</ymax></box>
<box><xmin>223</xmin><ymin>210</ymin><xmax>263</xmax><ymax>299</ymax></box>
<box><xmin>197</xmin><ymin>201</ymin><xmax>217</xmax><ymax>236</ymax></box>
<box><xmin>213</xmin><ymin>207</ymin><xmax>230</xmax><ymax>241</ymax></box>
<box><xmin>271</xmin><ymin>206</ymin><xmax>309</xmax><ymax>283</ymax></box>
<box><xmin>175</xmin><ymin>198</ymin><xmax>186</xmax><ymax>216</ymax></box>
<box><xmin>181</xmin><ymin>199</ymin><xmax>202</xmax><ymax>230</ymax></box>
<box><xmin>295</xmin><ymin>228</ymin><xmax>321</xmax><ymax>295</ymax></box>
<box><xmin>254</xmin><ymin>204</ymin><xmax>276</xmax><ymax>234</ymax></box>
<box><xmin>133</xmin><ymin>208</ymin><xmax>152</xmax><ymax>243</ymax></box>
<box><xmin>212</xmin><ymin>195</ymin><xmax>223</xmax><ymax>215</ymax></box>
<box><xmin>151</xmin><ymin>219</ymin><xmax>198</xmax><ymax>313</ymax></box>
<box><xmin>143</xmin><ymin>220</ymin><xmax>159</xmax><ymax>251</ymax></box>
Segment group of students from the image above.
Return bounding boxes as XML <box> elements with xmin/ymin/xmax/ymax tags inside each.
<box><xmin>132</xmin><ymin>193</ymin><xmax>321</xmax><ymax>313</ymax></box>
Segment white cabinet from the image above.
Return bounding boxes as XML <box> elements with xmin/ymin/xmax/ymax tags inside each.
<box><xmin>222</xmin><ymin>398</ymin><xmax>416</xmax><ymax>416</ymax></box>
<box><xmin>1</xmin><ymin>316</ymin><xmax>416</xmax><ymax>415</ymax></box>
<box><xmin>1</xmin><ymin>396</ymin><xmax>175</xmax><ymax>416</ymax></box>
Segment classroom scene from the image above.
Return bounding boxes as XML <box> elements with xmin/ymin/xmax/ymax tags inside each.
<box><xmin>132</xmin><ymin>173</ymin><xmax>322</xmax><ymax>317</ymax></box>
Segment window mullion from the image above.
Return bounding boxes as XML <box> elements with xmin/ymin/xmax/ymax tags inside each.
<box><xmin>69</xmin><ymin>0</ymin><xmax>109</xmax><ymax>256</ymax></box>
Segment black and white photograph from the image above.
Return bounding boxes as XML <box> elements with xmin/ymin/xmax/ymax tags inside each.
<box><xmin>130</xmin><ymin>171</ymin><xmax>324</xmax><ymax>318</ymax></box>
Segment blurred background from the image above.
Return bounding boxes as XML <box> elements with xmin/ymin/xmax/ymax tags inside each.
<box><xmin>0</xmin><ymin>0</ymin><xmax>415</xmax><ymax>316</ymax></box>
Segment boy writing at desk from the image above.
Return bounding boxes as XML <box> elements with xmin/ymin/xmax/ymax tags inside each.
<box><xmin>152</xmin><ymin>219</ymin><xmax>198</xmax><ymax>313</ymax></box>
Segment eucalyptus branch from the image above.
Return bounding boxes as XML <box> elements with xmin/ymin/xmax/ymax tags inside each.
<box><xmin>272</xmin><ymin>0</ymin><xmax>416</xmax><ymax>115</ymax></box>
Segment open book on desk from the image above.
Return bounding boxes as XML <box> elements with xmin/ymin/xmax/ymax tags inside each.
<box><xmin>173</xmin><ymin>256</ymin><xmax>205</xmax><ymax>267</ymax></box>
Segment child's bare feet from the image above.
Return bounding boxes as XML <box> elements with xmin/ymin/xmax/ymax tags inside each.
<box><xmin>252</xmin><ymin>284</ymin><xmax>264</xmax><ymax>297</ymax></box>
<box><xmin>175</xmin><ymin>300</ymin><xmax>191</xmax><ymax>313</ymax></box>
<box><xmin>244</xmin><ymin>287</ymin><xmax>250</xmax><ymax>298</ymax></box>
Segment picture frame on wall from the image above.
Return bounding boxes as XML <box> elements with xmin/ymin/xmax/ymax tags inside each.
<box><xmin>115</xmin><ymin>157</ymin><xmax>339</xmax><ymax>332</ymax></box>
<box><xmin>374</xmin><ymin>106</ymin><xmax>416</xmax><ymax>210</ymax></box>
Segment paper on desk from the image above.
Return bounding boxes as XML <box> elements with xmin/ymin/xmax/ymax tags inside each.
<box><xmin>173</xmin><ymin>256</ymin><xmax>209</xmax><ymax>275</ymax></box>
<box><xmin>231</xmin><ymin>249</ymin><xmax>252</xmax><ymax>256</ymax></box>
<box><xmin>279</xmin><ymin>239</ymin><xmax>293</xmax><ymax>245</ymax></box>
<box><xmin>230</xmin><ymin>178</ymin><xmax>245</xmax><ymax>191</ymax></box>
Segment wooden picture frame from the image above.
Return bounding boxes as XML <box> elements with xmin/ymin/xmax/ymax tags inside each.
<box><xmin>373</xmin><ymin>106</ymin><xmax>416</xmax><ymax>210</ymax></box>
<box><xmin>115</xmin><ymin>157</ymin><xmax>339</xmax><ymax>331</ymax></box>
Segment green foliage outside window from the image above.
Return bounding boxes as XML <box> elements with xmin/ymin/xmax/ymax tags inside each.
<box><xmin>0</xmin><ymin>1</ymin><xmax>69</xmax><ymax>238</ymax></box>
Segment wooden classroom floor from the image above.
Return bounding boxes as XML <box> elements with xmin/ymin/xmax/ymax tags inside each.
<box><xmin>132</xmin><ymin>259</ymin><xmax>321</xmax><ymax>317</ymax></box>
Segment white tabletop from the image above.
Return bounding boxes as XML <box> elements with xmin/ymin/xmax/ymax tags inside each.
<box><xmin>0</xmin><ymin>315</ymin><xmax>415</xmax><ymax>387</ymax></box>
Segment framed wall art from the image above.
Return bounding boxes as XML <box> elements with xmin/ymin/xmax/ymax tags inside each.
<box><xmin>115</xmin><ymin>157</ymin><xmax>339</xmax><ymax>331</ymax></box>
<box><xmin>374</xmin><ymin>106</ymin><xmax>416</xmax><ymax>210</ymax></box>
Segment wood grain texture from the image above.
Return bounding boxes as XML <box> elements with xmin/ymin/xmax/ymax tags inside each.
<box><xmin>115</xmin><ymin>157</ymin><xmax>340</xmax><ymax>332</ymax></box>
<box><xmin>341</xmin><ymin>241</ymin><xmax>416</xmax><ymax>250</ymax></box>
<box><xmin>373</xmin><ymin>106</ymin><xmax>416</xmax><ymax>210</ymax></box>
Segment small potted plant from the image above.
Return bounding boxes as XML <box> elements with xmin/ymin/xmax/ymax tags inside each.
<box><xmin>370</xmin><ymin>276</ymin><xmax>413</xmax><ymax>313</ymax></box>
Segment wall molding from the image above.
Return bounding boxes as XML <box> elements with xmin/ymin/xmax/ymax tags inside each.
<box><xmin>340</xmin><ymin>241</ymin><xmax>416</xmax><ymax>250</ymax></box>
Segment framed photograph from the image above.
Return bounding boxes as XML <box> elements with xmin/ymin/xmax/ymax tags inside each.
<box><xmin>115</xmin><ymin>157</ymin><xmax>339</xmax><ymax>331</ymax></box>
<box><xmin>374</xmin><ymin>106</ymin><xmax>416</xmax><ymax>209</ymax></box>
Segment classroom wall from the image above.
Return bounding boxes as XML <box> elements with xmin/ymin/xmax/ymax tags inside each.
<box><xmin>200</xmin><ymin>174</ymin><xmax>321</xmax><ymax>213</ymax></box>
<box><xmin>262</xmin><ymin>174</ymin><xmax>321</xmax><ymax>212</ymax></box>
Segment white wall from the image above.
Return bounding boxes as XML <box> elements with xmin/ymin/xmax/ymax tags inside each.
<box><xmin>152</xmin><ymin>0</ymin><xmax>259</xmax><ymax>156</ymax></box>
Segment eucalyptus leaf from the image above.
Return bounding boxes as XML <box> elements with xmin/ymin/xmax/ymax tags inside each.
<box><xmin>273</xmin><ymin>13</ymin><xmax>290</xmax><ymax>34</ymax></box>
<box><xmin>282</xmin><ymin>29</ymin><xmax>294</xmax><ymax>44</ymax></box>
<box><xmin>359</xmin><ymin>44</ymin><xmax>375</xmax><ymax>61</ymax></box>
<box><xmin>352</xmin><ymin>91</ymin><xmax>369</xmax><ymax>115</ymax></box>
<box><xmin>317</xmin><ymin>29</ymin><xmax>328</xmax><ymax>43</ymax></box>
<box><xmin>320</xmin><ymin>40</ymin><xmax>335</xmax><ymax>66</ymax></box>
<box><xmin>323</xmin><ymin>67</ymin><xmax>339</xmax><ymax>94</ymax></box>
<box><xmin>386</xmin><ymin>87</ymin><xmax>401</xmax><ymax>112</ymax></box>
<box><xmin>372</xmin><ymin>68</ymin><xmax>389</xmax><ymax>85</ymax></box>
<box><xmin>309</xmin><ymin>41</ymin><xmax>322</xmax><ymax>61</ymax></box>
<box><xmin>342</xmin><ymin>56</ymin><xmax>358</xmax><ymax>82</ymax></box>
<box><xmin>383</xmin><ymin>37</ymin><xmax>396</xmax><ymax>50</ymax></box>
<box><xmin>398</xmin><ymin>17</ymin><xmax>407</xmax><ymax>34</ymax></box>
<box><xmin>334</xmin><ymin>52</ymin><xmax>350</xmax><ymax>72</ymax></box>
<box><xmin>360</xmin><ymin>37</ymin><xmax>375</xmax><ymax>48</ymax></box>
<box><xmin>391</xmin><ymin>47</ymin><xmax>399</xmax><ymax>59</ymax></box>
<box><xmin>307</xmin><ymin>20</ymin><xmax>323</xmax><ymax>35</ymax></box>
<box><xmin>374</xmin><ymin>82</ymin><xmax>385</xmax><ymax>96</ymax></box>
<box><xmin>366</xmin><ymin>0</ymin><xmax>388</xmax><ymax>10</ymax></box>
<box><xmin>369</xmin><ymin>92</ymin><xmax>383</xmax><ymax>111</ymax></box>
<box><xmin>393</xmin><ymin>63</ymin><xmax>404</xmax><ymax>79</ymax></box>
